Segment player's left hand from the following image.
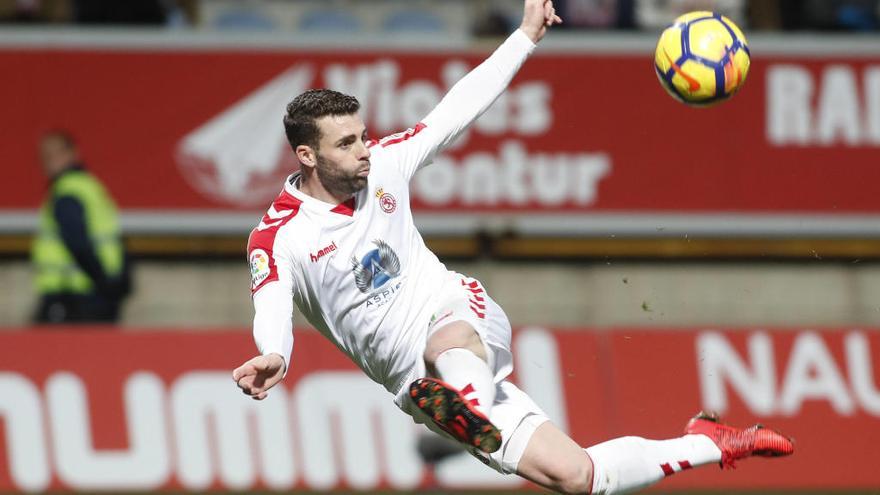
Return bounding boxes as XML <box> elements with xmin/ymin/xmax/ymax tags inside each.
<box><xmin>232</xmin><ymin>353</ymin><xmax>286</xmax><ymax>400</ymax></box>
<box><xmin>520</xmin><ymin>0</ymin><xmax>562</xmax><ymax>44</ymax></box>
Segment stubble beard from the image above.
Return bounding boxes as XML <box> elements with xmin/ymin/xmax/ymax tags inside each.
<box><xmin>315</xmin><ymin>153</ymin><xmax>368</xmax><ymax>199</ymax></box>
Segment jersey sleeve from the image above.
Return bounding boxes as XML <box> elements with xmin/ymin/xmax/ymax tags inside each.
<box><xmin>373</xmin><ymin>29</ymin><xmax>535</xmax><ymax>180</ymax></box>
<box><xmin>247</xmin><ymin>227</ymin><xmax>295</xmax><ymax>371</ymax></box>
<box><xmin>252</xmin><ymin>282</ymin><xmax>294</xmax><ymax>372</ymax></box>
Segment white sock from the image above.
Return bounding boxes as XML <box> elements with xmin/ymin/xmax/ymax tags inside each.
<box><xmin>585</xmin><ymin>435</ymin><xmax>721</xmax><ymax>495</ymax></box>
<box><xmin>433</xmin><ymin>347</ymin><xmax>495</xmax><ymax>417</ymax></box>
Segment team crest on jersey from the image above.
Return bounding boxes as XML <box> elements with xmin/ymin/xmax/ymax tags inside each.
<box><xmin>249</xmin><ymin>249</ymin><xmax>271</xmax><ymax>289</ymax></box>
<box><xmin>376</xmin><ymin>187</ymin><xmax>397</xmax><ymax>214</ymax></box>
<box><xmin>351</xmin><ymin>240</ymin><xmax>401</xmax><ymax>293</ymax></box>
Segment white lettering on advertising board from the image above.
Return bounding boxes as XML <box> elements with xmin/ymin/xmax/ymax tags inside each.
<box><xmin>176</xmin><ymin>60</ymin><xmax>610</xmax><ymax>207</ymax></box>
<box><xmin>767</xmin><ymin>64</ymin><xmax>880</xmax><ymax>146</ymax></box>
<box><xmin>0</xmin><ymin>329</ymin><xmax>562</xmax><ymax>492</ymax></box>
<box><xmin>697</xmin><ymin>331</ymin><xmax>880</xmax><ymax>416</ymax></box>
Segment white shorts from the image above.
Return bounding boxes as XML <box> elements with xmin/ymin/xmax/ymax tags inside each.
<box><xmin>396</xmin><ymin>273</ymin><xmax>550</xmax><ymax>474</ymax></box>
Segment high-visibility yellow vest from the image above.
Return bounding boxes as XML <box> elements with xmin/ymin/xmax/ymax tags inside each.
<box><xmin>31</xmin><ymin>169</ymin><xmax>123</xmax><ymax>294</ymax></box>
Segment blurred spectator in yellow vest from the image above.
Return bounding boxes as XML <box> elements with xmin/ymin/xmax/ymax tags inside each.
<box><xmin>31</xmin><ymin>130</ymin><xmax>130</xmax><ymax>323</ymax></box>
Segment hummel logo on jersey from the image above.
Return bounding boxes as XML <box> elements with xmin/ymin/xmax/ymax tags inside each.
<box><xmin>310</xmin><ymin>241</ymin><xmax>338</xmax><ymax>263</ymax></box>
<box><xmin>351</xmin><ymin>240</ymin><xmax>401</xmax><ymax>293</ymax></box>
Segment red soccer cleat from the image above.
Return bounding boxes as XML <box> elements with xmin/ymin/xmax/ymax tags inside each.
<box><xmin>409</xmin><ymin>377</ymin><xmax>502</xmax><ymax>454</ymax></box>
<box><xmin>685</xmin><ymin>411</ymin><xmax>794</xmax><ymax>469</ymax></box>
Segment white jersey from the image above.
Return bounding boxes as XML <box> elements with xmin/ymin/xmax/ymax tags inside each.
<box><xmin>247</xmin><ymin>29</ymin><xmax>535</xmax><ymax>400</ymax></box>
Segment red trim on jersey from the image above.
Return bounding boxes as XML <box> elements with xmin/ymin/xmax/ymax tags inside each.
<box><xmin>461</xmin><ymin>277</ymin><xmax>487</xmax><ymax>319</ymax></box>
<box><xmin>469</xmin><ymin>305</ymin><xmax>486</xmax><ymax>319</ymax></box>
<box><xmin>330</xmin><ymin>197</ymin><xmax>356</xmax><ymax>216</ymax></box>
<box><xmin>247</xmin><ymin>191</ymin><xmax>302</xmax><ymax>295</ymax></box>
<box><xmin>660</xmin><ymin>463</ymin><xmax>675</xmax><ymax>476</ymax></box>
<box><xmin>368</xmin><ymin>122</ymin><xmax>427</xmax><ymax>149</ymax></box>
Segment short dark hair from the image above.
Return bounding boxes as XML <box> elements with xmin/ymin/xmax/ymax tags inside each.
<box><xmin>41</xmin><ymin>129</ymin><xmax>77</xmax><ymax>149</ymax></box>
<box><xmin>283</xmin><ymin>89</ymin><xmax>360</xmax><ymax>151</ymax></box>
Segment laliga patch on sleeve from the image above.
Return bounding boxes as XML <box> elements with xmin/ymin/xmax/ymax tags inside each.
<box><xmin>249</xmin><ymin>249</ymin><xmax>271</xmax><ymax>289</ymax></box>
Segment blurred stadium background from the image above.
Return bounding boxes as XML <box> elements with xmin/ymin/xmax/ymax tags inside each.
<box><xmin>1</xmin><ymin>0</ymin><xmax>879</xmax><ymax>493</ymax></box>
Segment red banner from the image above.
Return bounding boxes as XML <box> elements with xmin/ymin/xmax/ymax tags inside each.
<box><xmin>0</xmin><ymin>327</ymin><xmax>876</xmax><ymax>492</ymax></box>
<box><xmin>3</xmin><ymin>39</ymin><xmax>880</xmax><ymax>221</ymax></box>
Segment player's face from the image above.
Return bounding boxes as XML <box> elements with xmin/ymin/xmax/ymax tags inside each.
<box><xmin>314</xmin><ymin>114</ymin><xmax>371</xmax><ymax>198</ymax></box>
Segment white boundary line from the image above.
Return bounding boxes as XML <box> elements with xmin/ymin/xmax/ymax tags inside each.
<box><xmin>1</xmin><ymin>210</ymin><xmax>879</xmax><ymax>237</ymax></box>
<box><xmin>0</xmin><ymin>28</ymin><xmax>879</xmax><ymax>56</ymax></box>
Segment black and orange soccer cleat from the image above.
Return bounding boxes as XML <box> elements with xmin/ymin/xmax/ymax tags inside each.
<box><xmin>685</xmin><ymin>411</ymin><xmax>794</xmax><ymax>469</ymax></box>
<box><xmin>409</xmin><ymin>377</ymin><xmax>502</xmax><ymax>454</ymax></box>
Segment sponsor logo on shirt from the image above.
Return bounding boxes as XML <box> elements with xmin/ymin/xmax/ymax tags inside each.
<box><xmin>375</xmin><ymin>187</ymin><xmax>397</xmax><ymax>214</ymax></box>
<box><xmin>350</xmin><ymin>240</ymin><xmax>401</xmax><ymax>293</ymax></box>
<box><xmin>249</xmin><ymin>249</ymin><xmax>271</xmax><ymax>289</ymax></box>
<box><xmin>365</xmin><ymin>280</ymin><xmax>403</xmax><ymax>309</ymax></box>
<box><xmin>310</xmin><ymin>241</ymin><xmax>338</xmax><ymax>263</ymax></box>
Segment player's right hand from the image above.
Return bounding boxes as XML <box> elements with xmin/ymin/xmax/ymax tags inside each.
<box><xmin>232</xmin><ymin>353</ymin><xmax>286</xmax><ymax>400</ymax></box>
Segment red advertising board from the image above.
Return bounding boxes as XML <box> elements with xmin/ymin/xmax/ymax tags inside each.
<box><xmin>0</xmin><ymin>327</ymin><xmax>877</xmax><ymax>492</ymax></box>
<box><xmin>2</xmin><ymin>35</ymin><xmax>880</xmax><ymax>235</ymax></box>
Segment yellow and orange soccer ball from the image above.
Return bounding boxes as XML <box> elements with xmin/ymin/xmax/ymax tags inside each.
<box><xmin>654</xmin><ymin>11</ymin><xmax>750</xmax><ymax>106</ymax></box>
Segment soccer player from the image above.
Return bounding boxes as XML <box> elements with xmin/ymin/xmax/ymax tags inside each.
<box><xmin>233</xmin><ymin>1</ymin><xmax>793</xmax><ymax>493</ymax></box>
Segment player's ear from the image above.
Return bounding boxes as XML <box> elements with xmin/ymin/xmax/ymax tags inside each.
<box><xmin>296</xmin><ymin>145</ymin><xmax>316</xmax><ymax>169</ymax></box>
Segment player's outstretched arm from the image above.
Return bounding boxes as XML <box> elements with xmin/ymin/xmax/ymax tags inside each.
<box><xmin>233</xmin><ymin>353</ymin><xmax>285</xmax><ymax>401</ymax></box>
<box><xmin>234</xmin><ymin>248</ymin><xmax>294</xmax><ymax>400</ymax></box>
<box><xmin>386</xmin><ymin>0</ymin><xmax>561</xmax><ymax>180</ymax></box>
<box><xmin>234</xmin><ymin>283</ymin><xmax>294</xmax><ymax>399</ymax></box>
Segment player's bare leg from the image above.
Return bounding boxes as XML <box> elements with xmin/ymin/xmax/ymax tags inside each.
<box><xmin>516</xmin><ymin>421</ymin><xmax>594</xmax><ymax>494</ymax></box>
<box><xmin>423</xmin><ymin>320</ymin><xmax>488</xmax><ymax>370</ymax></box>
<box><xmin>412</xmin><ymin>321</ymin><xmax>502</xmax><ymax>452</ymax></box>
<box><xmin>515</xmin><ymin>413</ymin><xmax>794</xmax><ymax>495</ymax></box>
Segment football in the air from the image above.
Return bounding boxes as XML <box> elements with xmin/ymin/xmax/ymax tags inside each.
<box><xmin>654</xmin><ymin>11</ymin><xmax>750</xmax><ymax>106</ymax></box>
